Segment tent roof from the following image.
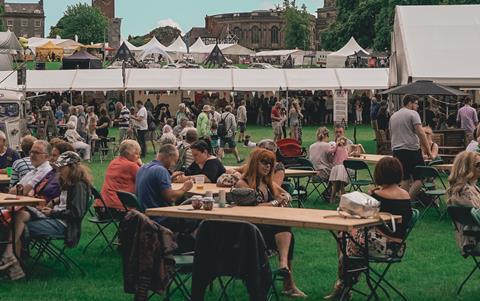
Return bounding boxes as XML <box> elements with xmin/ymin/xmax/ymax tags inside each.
<box><xmin>37</xmin><ymin>41</ymin><xmax>63</xmax><ymax>50</ymax></box>
<box><xmin>181</xmin><ymin>69</ymin><xmax>232</xmax><ymax>91</ymax></box>
<box><xmin>336</xmin><ymin>68</ymin><xmax>389</xmax><ymax>90</ymax></box>
<box><xmin>64</xmin><ymin>50</ymin><xmax>100</xmax><ymax>61</ymax></box>
<box><xmin>329</xmin><ymin>37</ymin><xmax>369</xmax><ymax>57</ymax></box>
<box><xmin>284</xmin><ymin>69</ymin><xmax>339</xmax><ymax>90</ymax></box>
<box><xmin>189</xmin><ymin>37</ymin><xmax>207</xmax><ymax>53</ymax></box>
<box><xmin>139</xmin><ymin>36</ymin><xmax>168</xmax><ymax>51</ymax></box>
<box><xmin>71</xmin><ymin>69</ymin><xmax>123</xmax><ymax>91</ymax></box>
<box><xmin>122</xmin><ymin>39</ymin><xmax>142</xmax><ymax>52</ymax></box>
<box><xmin>166</xmin><ymin>36</ymin><xmax>188</xmax><ymax>53</ymax></box>
<box><xmin>394</xmin><ymin>5</ymin><xmax>480</xmax><ymax>85</ymax></box>
<box><xmin>138</xmin><ymin>45</ymin><xmax>173</xmax><ymax>62</ymax></box>
<box><xmin>27</xmin><ymin>70</ymin><xmax>77</xmax><ymax>92</ymax></box>
<box><xmin>256</xmin><ymin>49</ymin><xmax>302</xmax><ymax>57</ymax></box>
<box><xmin>0</xmin><ymin>31</ymin><xmax>21</xmax><ymax>54</ymax></box>
<box><xmin>126</xmin><ymin>69</ymin><xmax>180</xmax><ymax>90</ymax></box>
<box><xmin>233</xmin><ymin>69</ymin><xmax>287</xmax><ymax>91</ymax></box>
<box><xmin>218</xmin><ymin>44</ymin><xmax>254</xmax><ymax>56</ymax></box>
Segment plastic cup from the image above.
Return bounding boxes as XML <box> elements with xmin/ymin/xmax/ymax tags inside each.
<box><xmin>6</xmin><ymin>167</ymin><xmax>12</xmax><ymax>177</ymax></box>
<box><xmin>203</xmin><ymin>197</ymin><xmax>214</xmax><ymax>211</ymax></box>
<box><xmin>194</xmin><ymin>175</ymin><xmax>205</xmax><ymax>190</ymax></box>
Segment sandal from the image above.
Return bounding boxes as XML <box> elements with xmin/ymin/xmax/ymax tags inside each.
<box><xmin>282</xmin><ymin>287</ymin><xmax>308</xmax><ymax>298</ymax></box>
<box><xmin>277</xmin><ymin>267</ymin><xmax>291</xmax><ymax>278</ymax></box>
<box><xmin>0</xmin><ymin>255</ymin><xmax>17</xmax><ymax>271</ymax></box>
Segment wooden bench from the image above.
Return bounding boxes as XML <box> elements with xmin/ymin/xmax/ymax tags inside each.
<box><xmin>433</xmin><ymin>129</ymin><xmax>466</xmax><ymax>163</ymax></box>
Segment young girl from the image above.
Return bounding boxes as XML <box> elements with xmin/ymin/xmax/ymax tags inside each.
<box><xmin>329</xmin><ymin>136</ymin><xmax>350</xmax><ymax>203</ymax></box>
<box><xmin>355</xmin><ymin>99</ymin><xmax>363</xmax><ymax>125</ymax></box>
<box><xmin>209</xmin><ymin>121</ymin><xmax>220</xmax><ymax>156</ymax></box>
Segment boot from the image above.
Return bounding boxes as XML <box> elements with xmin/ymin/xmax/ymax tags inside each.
<box><xmin>324</xmin><ymin>280</ymin><xmax>351</xmax><ymax>300</ymax></box>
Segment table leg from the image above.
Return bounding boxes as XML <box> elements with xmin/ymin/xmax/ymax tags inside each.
<box><xmin>11</xmin><ymin>205</ymin><xmax>17</xmax><ymax>258</ymax></box>
<box><xmin>363</xmin><ymin>227</ymin><xmax>379</xmax><ymax>301</ymax></box>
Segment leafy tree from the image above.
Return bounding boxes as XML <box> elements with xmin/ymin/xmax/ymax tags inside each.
<box><xmin>128</xmin><ymin>26</ymin><xmax>181</xmax><ymax>47</ymax></box>
<box><xmin>49</xmin><ymin>3</ymin><xmax>108</xmax><ymax>44</ymax></box>
<box><xmin>0</xmin><ymin>3</ymin><xmax>4</xmax><ymax>32</ymax></box>
<box><xmin>282</xmin><ymin>0</ymin><xmax>312</xmax><ymax>49</ymax></box>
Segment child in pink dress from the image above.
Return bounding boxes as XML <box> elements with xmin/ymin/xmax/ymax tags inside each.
<box><xmin>329</xmin><ymin>136</ymin><xmax>349</xmax><ymax>203</ymax></box>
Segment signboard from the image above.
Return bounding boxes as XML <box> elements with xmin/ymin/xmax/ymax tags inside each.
<box><xmin>333</xmin><ymin>89</ymin><xmax>348</xmax><ymax>125</ymax></box>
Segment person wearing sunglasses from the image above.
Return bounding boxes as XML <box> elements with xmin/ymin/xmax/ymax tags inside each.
<box><xmin>421</xmin><ymin>126</ymin><xmax>439</xmax><ymax>160</ymax></box>
<box><xmin>235</xmin><ymin>148</ymin><xmax>306</xmax><ymax>298</ymax></box>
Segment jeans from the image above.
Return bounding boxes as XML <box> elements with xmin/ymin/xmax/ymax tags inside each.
<box><xmin>119</xmin><ymin>127</ymin><xmax>129</xmax><ymax>143</ymax></box>
<box><xmin>137</xmin><ymin>129</ymin><xmax>147</xmax><ymax>157</ymax></box>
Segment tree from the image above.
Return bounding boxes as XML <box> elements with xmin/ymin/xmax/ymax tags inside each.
<box><xmin>49</xmin><ymin>3</ymin><xmax>108</xmax><ymax>44</ymax></box>
<box><xmin>282</xmin><ymin>0</ymin><xmax>312</xmax><ymax>49</ymax></box>
<box><xmin>128</xmin><ymin>26</ymin><xmax>181</xmax><ymax>47</ymax></box>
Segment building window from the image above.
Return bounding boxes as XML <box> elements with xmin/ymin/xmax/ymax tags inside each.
<box><xmin>34</xmin><ymin>20</ymin><xmax>41</xmax><ymax>27</ymax></box>
<box><xmin>21</xmin><ymin>19</ymin><xmax>28</xmax><ymax>27</ymax></box>
<box><xmin>6</xmin><ymin>19</ymin><xmax>13</xmax><ymax>27</ymax></box>
<box><xmin>251</xmin><ymin>26</ymin><xmax>260</xmax><ymax>44</ymax></box>
<box><xmin>271</xmin><ymin>26</ymin><xmax>279</xmax><ymax>44</ymax></box>
<box><xmin>233</xmin><ymin>27</ymin><xmax>242</xmax><ymax>40</ymax></box>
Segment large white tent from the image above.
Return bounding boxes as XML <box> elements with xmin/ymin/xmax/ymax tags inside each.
<box><xmin>166</xmin><ymin>36</ymin><xmax>188</xmax><ymax>54</ymax></box>
<box><xmin>137</xmin><ymin>36</ymin><xmax>173</xmax><ymax>63</ymax></box>
<box><xmin>189</xmin><ymin>37</ymin><xmax>208</xmax><ymax>53</ymax></box>
<box><xmin>390</xmin><ymin>5</ymin><xmax>480</xmax><ymax>87</ymax></box>
<box><xmin>0</xmin><ymin>31</ymin><xmax>21</xmax><ymax>71</ymax></box>
<box><xmin>326</xmin><ymin>37</ymin><xmax>370</xmax><ymax>68</ymax></box>
<box><xmin>138</xmin><ymin>36</ymin><xmax>168</xmax><ymax>51</ymax></box>
<box><xmin>0</xmin><ymin>68</ymin><xmax>389</xmax><ymax>92</ymax></box>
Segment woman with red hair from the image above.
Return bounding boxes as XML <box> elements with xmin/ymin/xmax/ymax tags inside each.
<box><xmin>235</xmin><ymin>148</ymin><xmax>306</xmax><ymax>298</ymax></box>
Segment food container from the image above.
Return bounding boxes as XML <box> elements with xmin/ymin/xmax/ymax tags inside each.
<box><xmin>202</xmin><ymin>197</ymin><xmax>215</xmax><ymax>211</ymax></box>
<box><xmin>190</xmin><ymin>195</ymin><xmax>203</xmax><ymax>210</ymax></box>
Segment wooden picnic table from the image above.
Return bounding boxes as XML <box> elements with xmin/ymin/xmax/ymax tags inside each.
<box><xmin>0</xmin><ymin>193</ymin><xmax>45</xmax><ymax>207</ymax></box>
<box><xmin>348</xmin><ymin>154</ymin><xmax>391</xmax><ymax>164</ymax></box>
<box><xmin>171</xmin><ymin>183</ymin><xmax>228</xmax><ymax>196</ymax></box>
<box><xmin>146</xmin><ymin>205</ymin><xmax>401</xmax><ymax>232</ymax></box>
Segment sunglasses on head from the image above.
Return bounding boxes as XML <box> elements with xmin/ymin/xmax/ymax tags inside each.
<box><xmin>476</xmin><ymin>162</ymin><xmax>480</xmax><ymax>168</ymax></box>
<box><xmin>260</xmin><ymin>158</ymin><xmax>273</xmax><ymax>166</ymax></box>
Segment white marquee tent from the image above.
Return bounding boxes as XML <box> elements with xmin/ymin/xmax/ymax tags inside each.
<box><xmin>0</xmin><ymin>31</ymin><xmax>22</xmax><ymax>71</ymax></box>
<box><xmin>326</xmin><ymin>37</ymin><xmax>370</xmax><ymax>68</ymax></box>
<box><xmin>138</xmin><ymin>36</ymin><xmax>167</xmax><ymax>51</ymax></box>
<box><xmin>189</xmin><ymin>37</ymin><xmax>208</xmax><ymax>53</ymax></box>
<box><xmin>137</xmin><ymin>36</ymin><xmax>173</xmax><ymax>63</ymax></box>
<box><xmin>389</xmin><ymin>5</ymin><xmax>480</xmax><ymax>87</ymax></box>
<box><xmin>0</xmin><ymin>68</ymin><xmax>389</xmax><ymax>92</ymax></box>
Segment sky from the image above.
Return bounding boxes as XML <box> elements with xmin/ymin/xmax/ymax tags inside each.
<box><xmin>11</xmin><ymin>0</ymin><xmax>324</xmax><ymax>37</ymax></box>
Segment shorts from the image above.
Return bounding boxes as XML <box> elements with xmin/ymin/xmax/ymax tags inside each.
<box><xmin>238</xmin><ymin>122</ymin><xmax>246</xmax><ymax>133</ymax></box>
<box><xmin>220</xmin><ymin>136</ymin><xmax>236</xmax><ymax>148</ymax></box>
<box><xmin>273</xmin><ymin>124</ymin><xmax>282</xmax><ymax>136</ymax></box>
<box><xmin>393</xmin><ymin>149</ymin><xmax>424</xmax><ymax>181</ymax></box>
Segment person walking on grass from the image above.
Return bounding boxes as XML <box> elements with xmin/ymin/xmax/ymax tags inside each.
<box><xmin>236</xmin><ymin>100</ymin><xmax>247</xmax><ymax>143</ymax></box>
<box><xmin>218</xmin><ymin>106</ymin><xmax>243</xmax><ymax>164</ymax></box>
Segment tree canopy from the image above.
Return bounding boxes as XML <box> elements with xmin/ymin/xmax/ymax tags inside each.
<box><xmin>49</xmin><ymin>3</ymin><xmax>108</xmax><ymax>44</ymax></box>
<box><xmin>128</xmin><ymin>26</ymin><xmax>182</xmax><ymax>47</ymax></box>
<box><xmin>282</xmin><ymin>0</ymin><xmax>312</xmax><ymax>49</ymax></box>
<box><xmin>322</xmin><ymin>0</ymin><xmax>480</xmax><ymax>52</ymax></box>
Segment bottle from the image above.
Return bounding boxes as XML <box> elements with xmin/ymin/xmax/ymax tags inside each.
<box><xmin>218</xmin><ymin>190</ymin><xmax>226</xmax><ymax>208</ymax></box>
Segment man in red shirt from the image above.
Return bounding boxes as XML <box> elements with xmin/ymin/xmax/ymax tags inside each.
<box><xmin>271</xmin><ymin>102</ymin><xmax>283</xmax><ymax>141</ymax></box>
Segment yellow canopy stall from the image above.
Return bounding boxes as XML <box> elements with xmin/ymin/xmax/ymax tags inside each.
<box><xmin>36</xmin><ymin>41</ymin><xmax>64</xmax><ymax>62</ymax></box>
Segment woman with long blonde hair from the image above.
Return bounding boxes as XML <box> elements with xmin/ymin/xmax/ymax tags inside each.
<box><xmin>235</xmin><ymin>148</ymin><xmax>306</xmax><ymax>297</ymax></box>
<box><xmin>289</xmin><ymin>100</ymin><xmax>303</xmax><ymax>143</ymax></box>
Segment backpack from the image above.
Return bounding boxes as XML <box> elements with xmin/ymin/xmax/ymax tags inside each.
<box><xmin>217</xmin><ymin>113</ymin><xmax>231</xmax><ymax>138</ymax></box>
<box><xmin>174</xmin><ymin>143</ymin><xmax>189</xmax><ymax>172</ymax></box>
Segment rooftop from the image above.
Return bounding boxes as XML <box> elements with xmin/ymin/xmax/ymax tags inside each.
<box><xmin>4</xmin><ymin>2</ymin><xmax>44</xmax><ymax>15</ymax></box>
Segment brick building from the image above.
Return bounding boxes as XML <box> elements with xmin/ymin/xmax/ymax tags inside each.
<box><xmin>0</xmin><ymin>0</ymin><xmax>45</xmax><ymax>38</ymax></box>
<box><xmin>316</xmin><ymin>0</ymin><xmax>337</xmax><ymax>49</ymax></box>
<box><xmin>92</xmin><ymin>0</ymin><xmax>121</xmax><ymax>49</ymax></box>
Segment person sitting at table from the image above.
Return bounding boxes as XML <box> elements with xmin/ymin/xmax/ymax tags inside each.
<box><xmin>446</xmin><ymin>151</ymin><xmax>480</xmax><ymax>254</ymax></box>
<box><xmin>10</xmin><ymin>135</ymin><xmax>36</xmax><ymax>187</ymax></box>
<box><xmin>64</xmin><ymin>121</ymin><xmax>91</xmax><ymax>161</ymax></box>
<box><xmin>309</xmin><ymin>127</ymin><xmax>335</xmax><ymax>181</ymax></box>
<box><xmin>97</xmin><ymin>140</ymin><xmax>142</xmax><ymax>219</ymax></box>
<box><xmin>325</xmin><ymin>157</ymin><xmax>412</xmax><ymax>300</ymax></box>
<box><xmin>135</xmin><ymin>144</ymin><xmax>193</xmax><ymax>232</ymax></box>
<box><xmin>466</xmin><ymin>128</ymin><xmax>480</xmax><ymax>152</ymax></box>
<box><xmin>421</xmin><ymin>126</ymin><xmax>439</xmax><ymax>160</ymax></box>
<box><xmin>235</xmin><ymin>148</ymin><xmax>306</xmax><ymax>298</ymax></box>
<box><xmin>50</xmin><ymin>141</ymin><xmax>75</xmax><ymax>163</ymax></box>
<box><xmin>174</xmin><ymin>141</ymin><xmax>226</xmax><ymax>184</ymax></box>
<box><xmin>0</xmin><ymin>130</ymin><xmax>20</xmax><ymax>172</ymax></box>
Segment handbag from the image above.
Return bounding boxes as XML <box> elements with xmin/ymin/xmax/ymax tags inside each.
<box><xmin>338</xmin><ymin>191</ymin><xmax>396</xmax><ymax>233</ymax></box>
<box><xmin>226</xmin><ymin>188</ymin><xmax>262</xmax><ymax>206</ymax></box>
<box><xmin>216</xmin><ymin>173</ymin><xmax>240</xmax><ymax>187</ymax></box>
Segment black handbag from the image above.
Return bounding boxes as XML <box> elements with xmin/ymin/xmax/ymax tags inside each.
<box><xmin>226</xmin><ymin>188</ymin><xmax>262</xmax><ymax>206</ymax></box>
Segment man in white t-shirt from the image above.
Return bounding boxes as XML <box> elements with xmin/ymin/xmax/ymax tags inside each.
<box><xmin>131</xmin><ymin>101</ymin><xmax>148</xmax><ymax>158</ymax></box>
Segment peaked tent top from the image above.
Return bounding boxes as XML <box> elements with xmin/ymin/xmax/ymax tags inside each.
<box><xmin>65</xmin><ymin>50</ymin><xmax>100</xmax><ymax>60</ymax></box>
<box><xmin>0</xmin><ymin>31</ymin><xmax>21</xmax><ymax>52</ymax></box>
<box><xmin>330</xmin><ymin>37</ymin><xmax>369</xmax><ymax>57</ymax></box>
<box><xmin>122</xmin><ymin>39</ymin><xmax>142</xmax><ymax>52</ymax></box>
<box><xmin>166</xmin><ymin>36</ymin><xmax>188</xmax><ymax>53</ymax></box>
<box><xmin>139</xmin><ymin>36</ymin><xmax>168</xmax><ymax>51</ymax></box>
<box><xmin>189</xmin><ymin>37</ymin><xmax>208</xmax><ymax>53</ymax></box>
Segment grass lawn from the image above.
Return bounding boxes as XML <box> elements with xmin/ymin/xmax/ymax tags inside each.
<box><xmin>0</xmin><ymin>125</ymin><xmax>476</xmax><ymax>300</ymax></box>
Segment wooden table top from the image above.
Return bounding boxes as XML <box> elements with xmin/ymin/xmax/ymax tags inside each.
<box><xmin>146</xmin><ymin>205</ymin><xmax>402</xmax><ymax>232</ymax></box>
<box><xmin>172</xmin><ymin>183</ymin><xmax>229</xmax><ymax>196</ymax></box>
<box><xmin>348</xmin><ymin>154</ymin><xmax>391</xmax><ymax>164</ymax></box>
<box><xmin>225</xmin><ymin>166</ymin><xmax>317</xmax><ymax>177</ymax></box>
<box><xmin>0</xmin><ymin>193</ymin><xmax>45</xmax><ymax>207</ymax></box>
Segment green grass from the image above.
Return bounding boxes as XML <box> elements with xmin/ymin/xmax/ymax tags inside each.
<box><xmin>0</xmin><ymin>125</ymin><xmax>477</xmax><ymax>300</ymax></box>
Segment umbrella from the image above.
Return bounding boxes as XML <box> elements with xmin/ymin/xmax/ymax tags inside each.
<box><xmin>380</xmin><ymin>80</ymin><xmax>467</xmax><ymax>96</ymax></box>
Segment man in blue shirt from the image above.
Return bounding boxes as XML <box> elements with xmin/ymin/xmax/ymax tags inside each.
<box><xmin>136</xmin><ymin>144</ymin><xmax>193</xmax><ymax>230</ymax></box>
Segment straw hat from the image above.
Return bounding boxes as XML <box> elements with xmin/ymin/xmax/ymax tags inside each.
<box><xmin>202</xmin><ymin>105</ymin><xmax>212</xmax><ymax>112</ymax></box>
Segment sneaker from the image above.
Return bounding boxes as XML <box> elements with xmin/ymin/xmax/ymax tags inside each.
<box><xmin>7</xmin><ymin>262</ymin><xmax>25</xmax><ymax>281</ymax></box>
<box><xmin>0</xmin><ymin>255</ymin><xmax>17</xmax><ymax>271</ymax></box>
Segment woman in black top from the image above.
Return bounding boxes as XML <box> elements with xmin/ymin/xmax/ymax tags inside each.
<box><xmin>235</xmin><ymin>148</ymin><xmax>306</xmax><ymax>298</ymax></box>
<box><xmin>179</xmin><ymin>140</ymin><xmax>225</xmax><ymax>183</ymax></box>
<box><xmin>325</xmin><ymin>157</ymin><xmax>412</xmax><ymax>300</ymax></box>
<box><xmin>96</xmin><ymin>109</ymin><xmax>111</xmax><ymax>155</ymax></box>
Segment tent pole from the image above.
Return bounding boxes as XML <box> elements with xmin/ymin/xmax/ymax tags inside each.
<box><xmin>69</xmin><ymin>91</ymin><xmax>72</xmax><ymax>105</ymax></box>
<box><xmin>423</xmin><ymin>96</ymin><xmax>426</xmax><ymax>125</ymax></box>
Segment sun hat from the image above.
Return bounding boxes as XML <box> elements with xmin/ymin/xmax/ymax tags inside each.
<box><xmin>53</xmin><ymin>151</ymin><xmax>81</xmax><ymax>168</ymax></box>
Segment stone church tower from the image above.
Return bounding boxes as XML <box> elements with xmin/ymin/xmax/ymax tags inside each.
<box><xmin>92</xmin><ymin>0</ymin><xmax>121</xmax><ymax>49</ymax></box>
<box><xmin>316</xmin><ymin>0</ymin><xmax>337</xmax><ymax>49</ymax></box>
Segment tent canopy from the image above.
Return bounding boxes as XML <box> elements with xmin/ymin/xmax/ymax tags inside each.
<box><xmin>62</xmin><ymin>50</ymin><xmax>102</xmax><ymax>69</ymax></box>
<box><xmin>284</xmin><ymin>69</ymin><xmax>339</xmax><ymax>90</ymax></box>
<box><xmin>180</xmin><ymin>69</ymin><xmax>232</xmax><ymax>91</ymax></box>
<box><xmin>336</xmin><ymin>68</ymin><xmax>389</xmax><ymax>90</ymax></box>
<box><xmin>139</xmin><ymin>37</ymin><xmax>168</xmax><ymax>51</ymax></box>
<box><xmin>256</xmin><ymin>49</ymin><xmax>302</xmax><ymax>57</ymax></box>
<box><xmin>166</xmin><ymin>36</ymin><xmax>188</xmax><ymax>53</ymax></box>
<box><xmin>126</xmin><ymin>69</ymin><xmax>180</xmax><ymax>90</ymax></box>
<box><xmin>326</xmin><ymin>37</ymin><xmax>369</xmax><ymax>68</ymax></box>
<box><xmin>0</xmin><ymin>31</ymin><xmax>21</xmax><ymax>54</ymax></box>
<box><xmin>27</xmin><ymin>70</ymin><xmax>77</xmax><ymax>92</ymax></box>
<box><xmin>122</xmin><ymin>39</ymin><xmax>142</xmax><ymax>52</ymax></box>
<box><xmin>233</xmin><ymin>69</ymin><xmax>287</xmax><ymax>91</ymax></box>
<box><xmin>189</xmin><ymin>37</ymin><xmax>208</xmax><ymax>53</ymax></box>
<box><xmin>71</xmin><ymin>69</ymin><xmax>124</xmax><ymax>91</ymax></box>
<box><xmin>390</xmin><ymin>5</ymin><xmax>480</xmax><ymax>87</ymax></box>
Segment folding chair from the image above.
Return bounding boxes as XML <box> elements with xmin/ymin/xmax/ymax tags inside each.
<box><xmin>363</xmin><ymin>209</ymin><xmax>420</xmax><ymax>301</ymax></box>
<box><xmin>447</xmin><ymin>206</ymin><xmax>480</xmax><ymax>295</ymax></box>
<box><xmin>192</xmin><ymin>219</ymin><xmax>279</xmax><ymax>301</ymax></box>
<box><xmin>415</xmin><ymin>165</ymin><xmax>447</xmax><ymax>218</ymax></box>
<box><xmin>343</xmin><ymin>160</ymin><xmax>374</xmax><ymax>192</ymax></box>
<box><xmin>116</xmin><ymin>191</ymin><xmax>144</xmax><ymax>212</ymax></box>
<box><xmin>83</xmin><ymin>187</ymin><xmax>122</xmax><ymax>254</ymax></box>
<box><xmin>288</xmin><ymin>158</ymin><xmax>328</xmax><ymax>203</ymax></box>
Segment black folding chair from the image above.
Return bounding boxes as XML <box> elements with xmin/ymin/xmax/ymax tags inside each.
<box><xmin>364</xmin><ymin>209</ymin><xmax>420</xmax><ymax>301</ymax></box>
<box><xmin>415</xmin><ymin>165</ymin><xmax>447</xmax><ymax>219</ymax></box>
<box><xmin>447</xmin><ymin>206</ymin><xmax>480</xmax><ymax>295</ymax></box>
<box><xmin>288</xmin><ymin>157</ymin><xmax>328</xmax><ymax>203</ymax></box>
<box><xmin>116</xmin><ymin>191</ymin><xmax>144</xmax><ymax>212</ymax></box>
<box><xmin>83</xmin><ymin>187</ymin><xmax>122</xmax><ymax>254</ymax></box>
<box><xmin>343</xmin><ymin>160</ymin><xmax>374</xmax><ymax>192</ymax></box>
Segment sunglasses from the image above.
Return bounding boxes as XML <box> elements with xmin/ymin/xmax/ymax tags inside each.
<box><xmin>260</xmin><ymin>159</ymin><xmax>274</xmax><ymax>166</ymax></box>
<box><xmin>476</xmin><ymin>162</ymin><xmax>480</xmax><ymax>168</ymax></box>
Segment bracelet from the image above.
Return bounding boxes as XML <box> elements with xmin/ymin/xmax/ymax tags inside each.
<box><xmin>270</xmin><ymin>200</ymin><xmax>279</xmax><ymax>207</ymax></box>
